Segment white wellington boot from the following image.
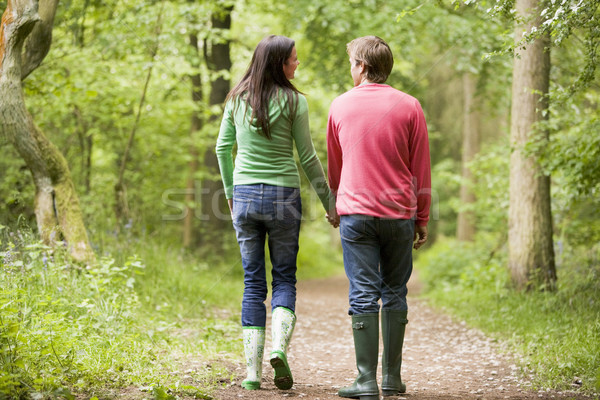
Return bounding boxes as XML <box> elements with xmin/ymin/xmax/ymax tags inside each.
<box><xmin>241</xmin><ymin>327</ymin><xmax>265</xmax><ymax>390</ymax></box>
<box><xmin>270</xmin><ymin>307</ymin><xmax>296</xmax><ymax>390</ymax></box>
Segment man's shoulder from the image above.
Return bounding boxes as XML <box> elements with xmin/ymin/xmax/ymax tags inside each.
<box><xmin>332</xmin><ymin>88</ymin><xmax>354</xmax><ymax>102</ymax></box>
<box><xmin>383</xmin><ymin>86</ymin><xmax>419</xmax><ymax>103</ymax></box>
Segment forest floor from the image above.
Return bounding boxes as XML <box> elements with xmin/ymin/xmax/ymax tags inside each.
<box><xmin>214</xmin><ymin>275</ymin><xmax>594</xmax><ymax>400</ymax></box>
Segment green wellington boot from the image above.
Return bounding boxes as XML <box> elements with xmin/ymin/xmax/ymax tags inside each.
<box><xmin>270</xmin><ymin>307</ymin><xmax>296</xmax><ymax>390</ymax></box>
<box><xmin>241</xmin><ymin>327</ymin><xmax>265</xmax><ymax>390</ymax></box>
<box><xmin>381</xmin><ymin>309</ymin><xmax>408</xmax><ymax>396</ymax></box>
<box><xmin>338</xmin><ymin>313</ymin><xmax>380</xmax><ymax>400</ymax></box>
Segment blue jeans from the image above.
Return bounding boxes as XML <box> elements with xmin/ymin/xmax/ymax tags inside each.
<box><xmin>232</xmin><ymin>184</ymin><xmax>302</xmax><ymax>327</ymax></box>
<box><xmin>340</xmin><ymin>215</ymin><xmax>415</xmax><ymax>315</ymax></box>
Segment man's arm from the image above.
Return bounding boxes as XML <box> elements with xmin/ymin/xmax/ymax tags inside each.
<box><xmin>326</xmin><ymin>109</ymin><xmax>342</xmax><ymax>196</ymax></box>
<box><xmin>409</xmin><ymin>100</ymin><xmax>431</xmax><ymax>228</ymax></box>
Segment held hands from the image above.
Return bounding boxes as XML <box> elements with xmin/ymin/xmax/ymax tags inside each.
<box><xmin>326</xmin><ymin>208</ymin><xmax>340</xmax><ymax>228</ymax></box>
<box><xmin>413</xmin><ymin>224</ymin><xmax>428</xmax><ymax>250</ymax></box>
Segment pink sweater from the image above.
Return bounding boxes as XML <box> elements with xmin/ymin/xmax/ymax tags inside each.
<box><xmin>327</xmin><ymin>83</ymin><xmax>431</xmax><ymax>226</ymax></box>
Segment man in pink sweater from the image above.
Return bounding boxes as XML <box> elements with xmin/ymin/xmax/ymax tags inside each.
<box><xmin>327</xmin><ymin>36</ymin><xmax>431</xmax><ymax>400</ymax></box>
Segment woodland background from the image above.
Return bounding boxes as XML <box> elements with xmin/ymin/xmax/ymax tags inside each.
<box><xmin>0</xmin><ymin>0</ymin><xmax>599</xmax><ymax>399</ymax></box>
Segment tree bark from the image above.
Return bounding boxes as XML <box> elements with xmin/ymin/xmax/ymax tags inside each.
<box><xmin>0</xmin><ymin>0</ymin><xmax>95</xmax><ymax>264</ymax></box>
<box><xmin>20</xmin><ymin>0</ymin><xmax>57</xmax><ymax>80</ymax></box>
<box><xmin>457</xmin><ymin>72</ymin><xmax>480</xmax><ymax>242</ymax></box>
<box><xmin>200</xmin><ymin>4</ymin><xmax>233</xmax><ymax>242</ymax></box>
<box><xmin>183</xmin><ymin>32</ymin><xmax>203</xmax><ymax>248</ymax></box>
<box><xmin>508</xmin><ymin>0</ymin><xmax>556</xmax><ymax>290</ymax></box>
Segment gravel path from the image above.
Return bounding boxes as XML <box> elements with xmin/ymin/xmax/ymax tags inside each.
<box><xmin>216</xmin><ymin>275</ymin><xmax>592</xmax><ymax>400</ymax></box>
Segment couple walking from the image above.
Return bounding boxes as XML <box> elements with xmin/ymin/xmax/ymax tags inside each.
<box><xmin>215</xmin><ymin>35</ymin><xmax>431</xmax><ymax>399</ymax></box>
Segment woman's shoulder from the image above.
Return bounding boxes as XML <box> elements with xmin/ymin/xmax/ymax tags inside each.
<box><xmin>296</xmin><ymin>92</ymin><xmax>308</xmax><ymax>109</ymax></box>
<box><xmin>276</xmin><ymin>89</ymin><xmax>308</xmax><ymax>114</ymax></box>
<box><xmin>278</xmin><ymin>88</ymin><xmax>306</xmax><ymax>101</ymax></box>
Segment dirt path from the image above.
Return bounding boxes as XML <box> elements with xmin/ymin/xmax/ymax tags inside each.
<box><xmin>215</xmin><ymin>275</ymin><xmax>591</xmax><ymax>400</ymax></box>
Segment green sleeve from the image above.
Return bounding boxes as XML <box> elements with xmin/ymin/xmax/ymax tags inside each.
<box><xmin>292</xmin><ymin>95</ymin><xmax>334</xmax><ymax>211</ymax></box>
<box><xmin>215</xmin><ymin>101</ymin><xmax>236</xmax><ymax>199</ymax></box>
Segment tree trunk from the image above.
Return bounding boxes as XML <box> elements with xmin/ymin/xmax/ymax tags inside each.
<box><xmin>200</xmin><ymin>5</ymin><xmax>233</xmax><ymax>243</ymax></box>
<box><xmin>0</xmin><ymin>0</ymin><xmax>95</xmax><ymax>264</ymax></box>
<box><xmin>183</xmin><ymin>32</ymin><xmax>203</xmax><ymax>248</ymax></box>
<box><xmin>457</xmin><ymin>72</ymin><xmax>480</xmax><ymax>242</ymax></box>
<box><xmin>20</xmin><ymin>0</ymin><xmax>56</xmax><ymax>80</ymax></box>
<box><xmin>508</xmin><ymin>0</ymin><xmax>556</xmax><ymax>290</ymax></box>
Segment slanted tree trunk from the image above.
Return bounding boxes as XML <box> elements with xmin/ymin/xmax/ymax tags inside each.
<box><xmin>0</xmin><ymin>0</ymin><xmax>95</xmax><ymax>264</ymax></box>
<box><xmin>456</xmin><ymin>72</ymin><xmax>480</xmax><ymax>242</ymax></box>
<box><xmin>200</xmin><ymin>4</ymin><xmax>233</xmax><ymax>242</ymax></box>
<box><xmin>508</xmin><ymin>0</ymin><xmax>556</xmax><ymax>290</ymax></box>
<box><xmin>183</xmin><ymin>32</ymin><xmax>203</xmax><ymax>248</ymax></box>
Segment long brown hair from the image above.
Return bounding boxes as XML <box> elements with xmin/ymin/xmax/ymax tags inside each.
<box><xmin>226</xmin><ymin>35</ymin><xmax>301</xmax><ymax>139</ymax></box>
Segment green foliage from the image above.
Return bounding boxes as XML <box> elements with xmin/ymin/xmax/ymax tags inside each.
<box><xmin>538</xmin><ymin>91</ymin><xmax>600</xmax><ymax>201</ymax></box>
<box><xmin>468</xmin><ymin>140</ymin><xmax>511</xmax><ymax>233</ymax></box>
<box><xmin>429</xmin><ymin>158</ymin><xmax>461</xmax><ymax>237</ymax></box>
<box><xmin>0</xmin><ymin>227</ymin><xmax>240</xmax><ymax>399</ymax></box>
<box><xmin>297</xmin><ymin>220</ymin><xmax>344</xmax><ymax>280</ymax></box>
<box><xmin>417</xmin><ymin>234</ymin><xmax>508</xmax><ymax>294</ymax></box>
<box><xmin>487</xmin><ymin>0</ymin><xmax>600</xmax><ymax>93</ymax></box>
<box><xmin>417</xmin><ymin>237</ymin><xmax>600</xmax><ymax>393</ymax></box>
<box><xmin>0</xmin><ymin>147</ymin><xmax>35</xmax><ymax>228</ymax></box>
<box><xmin>0</xmin><ymin>229</ymin><xmax>150</xmax><ymax>398</ymax></box>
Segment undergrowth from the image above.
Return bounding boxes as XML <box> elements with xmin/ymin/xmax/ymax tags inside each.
<box><xmin>416</xmin><ymin>235</ymin><xmax>600</xmax><ymax>395</ymax></box>
<box><xmin>0</xmin><ymin>226</ymin><xmax>238</xmax><ymax>399</ymax></box>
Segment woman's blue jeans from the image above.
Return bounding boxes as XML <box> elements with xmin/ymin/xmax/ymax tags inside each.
<box><xmin>339</xmin><ymin>214</ymin><xmax>415</xmax><ymax>315</ymax></box>
<box><xmin>232</xmin><ymin>184</ymin><xmax>302</xmax><ymax>327</ymax></box>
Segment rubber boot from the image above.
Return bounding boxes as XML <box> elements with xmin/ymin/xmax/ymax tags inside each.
<box><xmin>338</xmin><ymin>313</ymin><xmax>380</xmax><ymax>400</ymax></box>
<box><xmin>241</xmin><ymin>327</ymin><xmax>265</xmax><ymax>390</ymax></box>
<box><xmin>381</xmin><ymin>309</ymin><xmax>408</xmax><ymax>396</ymax></box>
<box><xmin>270</xmin><ymin>307</ymin><xmax>296</xmax><ymax>390</ymax></box>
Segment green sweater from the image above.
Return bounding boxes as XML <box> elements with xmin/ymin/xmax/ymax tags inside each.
<box><xmin>215</xmin><ymin>93</ymin><xmax>333</xmax><ymax>211</ymax></box>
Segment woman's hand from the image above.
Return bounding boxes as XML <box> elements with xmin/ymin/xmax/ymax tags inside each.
<box><xmin>326</xmin><ymin>208</ymin><xmax>340</xmax><ymax>228</ymax></box>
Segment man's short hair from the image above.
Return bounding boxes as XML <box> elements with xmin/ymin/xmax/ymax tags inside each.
<box><xmin>346</xmin><ymin>36</ymin><xmax>394</xmax><ymax>84</ymax></box>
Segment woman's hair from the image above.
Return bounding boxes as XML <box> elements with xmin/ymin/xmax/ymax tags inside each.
<box><xmin>346</xmin><ymin>36</ymin><xmax>394</xmax><ymax>84</ymax></box>
<box><xmin>226</xmin><ymin>35</ymin><xmax>301</xmax><ymax>139</ymax></box>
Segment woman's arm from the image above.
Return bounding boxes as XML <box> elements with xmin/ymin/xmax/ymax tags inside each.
<box><xmin>215</xmin><ymin>101</ymin><xmax>237</xmax><ymax>200</ymax></box>
<box><xmin>292</xmin><ymin>95</ymin><xmax>334</xmax><ymax>212</ymax></box>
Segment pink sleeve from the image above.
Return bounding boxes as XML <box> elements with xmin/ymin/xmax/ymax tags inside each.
<box><xmin>410</xmin><ymin>101</ymin><xmax>431</xmax><ymax>226</ymax></box>
<box><xmin>327</xmin><ymin>108</ymin><xmax>342</xmax><ymax>196</ymax></box>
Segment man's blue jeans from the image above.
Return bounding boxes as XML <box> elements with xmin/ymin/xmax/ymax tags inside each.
<box><xmin>339</xmin><ymin>215</ymin><xmax>415</xmax><ymax>315</ymax></box>
<box><xmin>232</xmin><ymin>184</ymin><xmax>302</xmax><ymax>327</ymax></box>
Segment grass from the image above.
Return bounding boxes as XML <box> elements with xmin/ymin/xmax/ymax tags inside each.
<box><xmin>0</xmin><ymin>217</ymin><xmax>342</xmax><ymax>399</ymax></box>
<box><xmin>415</xmin><ymin>235</ymin><xmax>600</xmax><ymax>395</ymax></box>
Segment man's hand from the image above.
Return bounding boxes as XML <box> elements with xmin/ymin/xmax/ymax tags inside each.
<box><xmin>413</xmin><ymin>224</ymin><xmax>428</xmax><ymax>250</ymax></box>
<box><xmin>228</xmin><ymin>198</ymin><xmax>233</xmax><ymax>215</ymax></box>
<box><xmin>326</xmin><ymin>208</ymin><xmax>340</xmax><ymax>228</ymax></box>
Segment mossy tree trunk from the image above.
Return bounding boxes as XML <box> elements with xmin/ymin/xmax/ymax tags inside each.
<box><xmin>183</xmin><ymin>31</ymin><xmax>203</xmax><ymax>248</ymax></box>
<box><xmin>200</xmin><ymin>4</ymin><xmax>233</xmax><ymax>243</ymax></box>
<box><xmin>0</xmin><ymin>0</ymin><xmax>95</xmax><ymax>264</ymax></box>
<box><xmin>508</xmin><ymin>0</ymin><xmax>556</xmax><ymax>290</ymax></box>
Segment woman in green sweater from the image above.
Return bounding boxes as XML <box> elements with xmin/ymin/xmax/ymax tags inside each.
<box><xmin>215</xmin><ymin>35</ymin><xmax>334</xmax><ymax>391</ymax></box>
